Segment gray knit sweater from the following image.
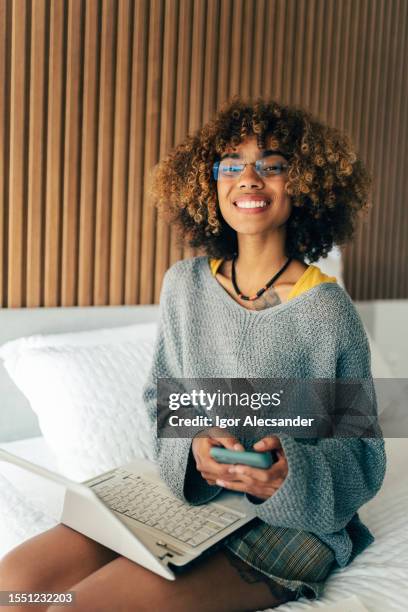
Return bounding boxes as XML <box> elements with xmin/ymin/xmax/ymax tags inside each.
<box><xmin>142</xmin><ymin>255</ymin><xmax>386</xmax><ymax>568</ymax></box>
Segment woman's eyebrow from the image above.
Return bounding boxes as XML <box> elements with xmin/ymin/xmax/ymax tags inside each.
<box><xmin>220</xmin><ymin>149</ymin><xmax>286</xmax><ymax>160</ymax></box>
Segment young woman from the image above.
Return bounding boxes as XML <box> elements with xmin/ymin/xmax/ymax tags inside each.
<box><xmin>0</xmin><ymin>96</ymin><xmax>386</xmax><ymax>612</ymax></box>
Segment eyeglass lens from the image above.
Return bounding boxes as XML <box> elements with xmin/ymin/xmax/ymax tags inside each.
<box><xmin>217</xmin><ymin>157</ymin><xmax>288</xmax><ymax>179</ymax></box>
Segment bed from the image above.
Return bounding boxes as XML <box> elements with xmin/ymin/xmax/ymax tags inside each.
<box><xmin>0</xmin><ymin>300</ymin><xmax>407</xmax><ymax>612</ymax></box>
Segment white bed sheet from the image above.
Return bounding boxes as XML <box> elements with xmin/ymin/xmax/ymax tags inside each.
<box><xmin>0</xmin><ymin>437</ymin><xmax>407</xmax><ymax>612</ymax></box>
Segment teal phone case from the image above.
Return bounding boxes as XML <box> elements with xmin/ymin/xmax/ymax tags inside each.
<box><xmin>210</xmin><ymin>447</ymin><xmax>274</xmax><ymax>469</ymax></box>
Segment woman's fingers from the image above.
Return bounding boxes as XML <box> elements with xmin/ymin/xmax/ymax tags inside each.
<box><xmin>200</xmin><ymin>456</ymin><xmax>287</xmax><ymax>483</ymax></box>
<box><xmin>227</xmin><ymin>462</ymin><xmax>286</xmax><ymax>482</ymax></box>
<box><xmin>222</xmin><ymin>470</ymin><xmax>281</xmax><ymax>491</ymax></box>
<box><xmin>214</xmin><ymin>478</ymin><xmax>278</xmax><ymax>499</ymax></box>
<box><xmin>253</xmin><ymin>435</ymin><xmax>283</xmax><ymax>452</ymax></box>
<box><xmin>200</xmin><ymin>466</ymin><xmax>233</xmax><ymax>481</ymax></box>
<box><xmin>207</xmin><ymin>427</ymin><xmax>245</xmax><ymax>451</ymax></box>
<box><xmin>226</xmin><ymin>466</ymin><xmax>269</xmax><ymax>483</ymax></box>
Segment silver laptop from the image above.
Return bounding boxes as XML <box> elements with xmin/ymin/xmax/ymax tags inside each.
<box><xmin>0</xmin><ymin>450</ymin><xmax>256</xmax><ymax>580</ymax></box>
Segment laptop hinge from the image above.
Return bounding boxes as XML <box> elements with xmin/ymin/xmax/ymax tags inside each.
<box><xmin>156</xmin><ymin>540</ymin><xmax>183</xmax><ymax>556</ymax></box>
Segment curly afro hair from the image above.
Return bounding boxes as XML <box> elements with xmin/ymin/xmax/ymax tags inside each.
<box><xmin>147</xmin><ymin>95</ymin><xmax>373</xmax><ymax>263</ymax></box>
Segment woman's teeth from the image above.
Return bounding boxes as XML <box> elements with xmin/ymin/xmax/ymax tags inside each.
<box><xmin>234</xmin><ymin>200</ymin><xmax>270</xmax><ymax>209</ymax></box>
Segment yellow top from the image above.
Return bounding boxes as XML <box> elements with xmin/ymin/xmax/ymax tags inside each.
<box><xmin>208</xmin><ymin>258</ymin><xmax>337</xmax><ymax>301</ymax></box>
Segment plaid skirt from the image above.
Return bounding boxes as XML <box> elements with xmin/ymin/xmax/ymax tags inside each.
<box><xmin>222</xmin><ymin>518</ymin><xmax>337</xmax><ymax>601</ymax></box>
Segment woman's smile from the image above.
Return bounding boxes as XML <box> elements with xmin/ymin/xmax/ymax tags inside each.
<box><xmin>232</xmin><ymin>195</ymin><xmax>272</xmax><ymax>214</ymax></box>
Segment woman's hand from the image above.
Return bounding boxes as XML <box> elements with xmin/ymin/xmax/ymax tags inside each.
<box><xmin>215</xmin><ymin>436</ymin><xmax>289</xmax><ymax>501</ymax></box>
<box><xmin>192</xmin><ymin>427</ymin><xmax>245</xmax><ymax>485</ymax></box>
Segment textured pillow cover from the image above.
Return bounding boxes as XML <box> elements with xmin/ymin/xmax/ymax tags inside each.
<box><xmin>1</xmin><ymin>339</ymin><xmax>157</xmax><ymax>481</ymax></box>
<box><xmin>0</xmin><ymin>322</ymin><xmax>158</xmax><ymax>363</ymax></box>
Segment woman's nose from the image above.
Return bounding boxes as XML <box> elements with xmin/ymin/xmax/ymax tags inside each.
<box><xmin>237</xmin><ymin>164</ymin><xmax>265</xmax><ymax>188</ymax></box>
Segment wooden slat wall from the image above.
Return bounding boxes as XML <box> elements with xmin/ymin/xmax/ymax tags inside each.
<box><xmin>0</xmin><ymin>0</ymin><xmax>407</xmax><ymax>307</ymax></box>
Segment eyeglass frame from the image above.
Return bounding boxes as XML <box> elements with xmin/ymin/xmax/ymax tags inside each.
<box><xmin>212</xmin><ymin>157</ymin><xmax>290</xmax><ymax>181</ymax></box>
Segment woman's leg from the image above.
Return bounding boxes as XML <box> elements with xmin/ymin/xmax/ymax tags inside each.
<box><xmin>0</xmin><ymin>524</ymin><xmax>119</xmax><ymax>612</ymax></box>
<box><xmin>47</xmin><ymin>549</ymin><xmax>295</xmax><ymax>612</ymax></box>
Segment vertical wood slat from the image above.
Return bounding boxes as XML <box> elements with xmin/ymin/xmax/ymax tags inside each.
<box><xmin>394</xmin><ymin>0</ymin><xmax>408</xmax><ymax>297</ymax></box>
<box><xmin>1</xmin><ymin>0</ymin><xmax>407</xmax><ymax>308</ymax></box>
<box><xmin>381</xmin><ymin>0</ymin><xmax>404</xmax><ymax>299</ymax></box>
<box><xmin>26</xmin><ymin>0</ymin><xmax>46</xmax><ymax>307</ymax></box>
<box><xmin>339</xmin><ymin>0</ymin><xmax>360</xmax><ymax>134</ymax></box>
<box><xmin>78</xmin><ymin>0</ymin><xmax>99</xmax><ymax>306</ymax></box>
<box><xmin>125</xmin><ymin>0</ymin><xmax>149</xmax><ymax>305</ymax></box>
<box><xmin>110</xmin><ymin>0</ymin><xmax>132</xmax><ymax>305</ymax></box>
<box><xmin>217</xmin><ymin>0</ymin><xmax>232</xmax><ymax>106</ymax></box>
<box><xmin>269</xmin><ymin>0</ymin><xmax>286</xmax><ymax>100</ymax></box>
<box><xmin>252</xmin><ymin>0</ymin><xmax>266</xmax><ymax>99</ymax></box>
<box><xmin>229</xmin><ymin>0</ymin><xmax>244</xmax><ymax>96</ymax></box>
<box><xmin>202</xmin><ymin>1</ymin><xmax>219</xmax><ymax>142</ymax></box>
<box><xmin>318</xmin><ymin>0</ymin><xmax>335</xmax><ymax>119</ymax></box>
<box><xmin>44</xmin><ymin>0</ymin><xmax>64</xmax><ymax>307</ymax></box>
<box><xmin>300</xmin><ymin>0</ymin><xmax>316</xmax><ymax>111</ymax></box>
<box><xmin>94</xmin><ymin>0</ymin><xmax>116</xmax><ymax>305</ymax></box>
<box><xmin>61</xmin><ymin>0</ymin><xmax>83</xmax><ymax>306</ymax></box>
<box><xmin>259</xmin><ymin>0</ymin><xmax>272</xmax><ymax>99</ymax></box>
<box><xmin>238</xmin><ymin>0</ymin><xmax>254</xmax><ymax>100</ymax></box>
<box><xmin>0</xmin><ymin>0</ymin><xmax>9</xmax><ymax>307</ymax></box>
<box><xmin>336</xmin><ymin>0</ymin><xmax>352</xmax><ymax>132</ymax></box>
<box><xmin>8</xmin><ymin>0</ymin><xmax>28</xmax><ymax>307</ymax></box>
<box><xmin>291</xmin><ymin>0</ymin><xmax>306</xmax><ymax>107</ymax></box>
<box><xmin>326</xmin><ymin>0</ymin><xmax>343</xmax><ymax>127</ymax></box>
<box><xmin>308</xmin><ymin>0</ymin><xmax>326</xmax><ymax>119</ymax></box>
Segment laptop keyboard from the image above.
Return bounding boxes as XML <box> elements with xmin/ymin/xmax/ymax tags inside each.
<box><xmin>90</xmin><ymin>469</ymin><xmax>243</xmax><ymax>547</ymax></box>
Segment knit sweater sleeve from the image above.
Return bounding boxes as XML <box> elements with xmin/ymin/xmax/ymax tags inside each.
<box><xmin>141</xmin><ymin>268</ymin><xmax>223</xmax><ymax>505</ymax></box>
<box><xmin>244</xmin><ymin>307</ymin><xmax>386</xmax><ymax>536</ymax></box>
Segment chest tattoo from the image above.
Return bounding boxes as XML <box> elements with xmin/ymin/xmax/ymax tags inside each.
<box><xmin>248</xmin><ymin>287</ymin><xmax>282</xmax><ymax>311</ymax></box>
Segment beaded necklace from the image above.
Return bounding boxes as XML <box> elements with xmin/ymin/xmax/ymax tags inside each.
<box><xmin>231</xmin><ymin>255</ymin><xmax>292</xmax><ymax>301</ymax></box>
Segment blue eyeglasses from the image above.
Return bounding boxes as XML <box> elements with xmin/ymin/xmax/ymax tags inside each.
<box><xmin>212</xmin><ymin>158</ymin><xmax>289</xmax><ymax>181</ymax></box>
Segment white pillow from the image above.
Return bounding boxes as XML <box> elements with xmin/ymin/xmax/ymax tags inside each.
<box><xmin>368</xmin><ymin>336</ymin><xmax>394</xmax><ymax>379</ymax></box>
<box><xmin>0</xmin><ymin>322</ymin><xmax>158</xmax><ymax>362</ymax></box>
<box><xmin>366</xmin><ymin>334</ymin><xmax>398</xmax><ymax>418</ymax></box>
<box><xmin>1</xmin><ymin>337</ymin><xmax>158</xmax><ymax>482</ymax></box>
<box><xmin>312</xmin><ymin>245</ymin><xmax>345</xmax><ymax>288</ymax></box>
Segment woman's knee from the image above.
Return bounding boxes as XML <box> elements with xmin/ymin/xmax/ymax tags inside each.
<box><xmin>0</xmin><ymin>527</ymin><xmax>70</xmax><ymax>593</ymax></box>
<box><xmin>0</xmin><ymin>524</ymin><xmax>118</xmax><ymax>595</ymax></box>
<box><xmin>0</xmin><ymin>547</ymin><xmax>41</xmax><ymax>591</ymax></box>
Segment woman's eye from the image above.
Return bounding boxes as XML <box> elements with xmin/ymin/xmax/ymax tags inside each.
<box><xmin>264</xmin><ymin>164</ymin><xmax>285</xmax><ymax>173</ymax></box>
<box><xmin>224</xmin><ymin>165</ymin><xmax>242</xmax><ymax>173</ymax></box>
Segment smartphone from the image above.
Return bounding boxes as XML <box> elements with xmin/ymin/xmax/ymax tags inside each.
<box><xmin>210</xmin><ymin>447</ymin><xmax>275</xmax><ymax>469</ymax></box>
